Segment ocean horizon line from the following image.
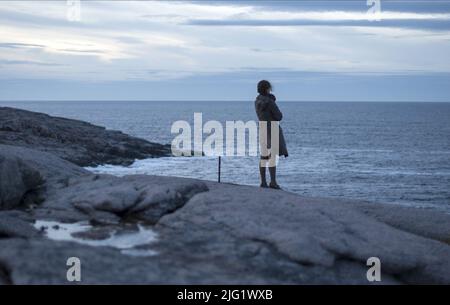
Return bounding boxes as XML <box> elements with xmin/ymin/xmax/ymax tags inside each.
<box><xmin>2</xmin><ymin>100</ymin><xmax>450</xmax><ymax>103</ymax></box>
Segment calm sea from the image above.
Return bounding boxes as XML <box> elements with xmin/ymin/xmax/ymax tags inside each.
<box><xmin>2</xmin><ymin>100</ymin><xmax>450</xmax><ymax>213</ymax></box>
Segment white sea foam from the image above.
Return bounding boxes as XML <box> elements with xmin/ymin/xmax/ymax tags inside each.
<box><xmin>85</xmin><ymin>156</ymin><xmax>221</xmax><ymax>180</ymax></box>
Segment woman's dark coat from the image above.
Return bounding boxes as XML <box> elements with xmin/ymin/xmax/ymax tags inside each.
<box><xmin>254</xmin><ymin>94</ymin><xmax>288</xmax><ymax>157</ymax></box>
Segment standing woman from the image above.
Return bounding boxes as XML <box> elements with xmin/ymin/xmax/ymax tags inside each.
<box><xmin>255</xmin><ymin>80</ymin><xmax>288</xmax><ymax>189</ymax></box>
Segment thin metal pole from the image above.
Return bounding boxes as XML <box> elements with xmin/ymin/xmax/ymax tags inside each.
<box><xmin>218</xmin><ymin>156</ymin><xmax>221</xmax><ymax>183</ymax></box>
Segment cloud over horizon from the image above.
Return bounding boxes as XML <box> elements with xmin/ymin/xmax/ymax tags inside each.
<box><xmin>0</xmin><ymin>0</ymin><xmax>449</xmax><ymax>101</ymax></box>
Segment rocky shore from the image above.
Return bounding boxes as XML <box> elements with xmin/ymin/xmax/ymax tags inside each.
<box><xmin>0</xmin><ymin>107</ymin><xmax>171</xmax><ymax>166</ymax></box>
<box><xmin>0</xmin><ymin>107</ymin><xmax>449</xmax><ymax>284</ymax></box>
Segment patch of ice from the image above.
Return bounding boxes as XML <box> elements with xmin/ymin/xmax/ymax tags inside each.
<box><xmin>34</xmin><ymin>220</ymin><xmax>92</xmax><ymax>242</ymax></box>
<box><xmin>34</xmin><ymin>220</ymin><xmax>158</xmax><ymax>256</ymax></box>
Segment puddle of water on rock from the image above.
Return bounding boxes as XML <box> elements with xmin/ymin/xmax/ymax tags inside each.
<box><xmin>34</xmin><ymin>220</ymin><xmax>158</xmax><ymax>257</ymax></box>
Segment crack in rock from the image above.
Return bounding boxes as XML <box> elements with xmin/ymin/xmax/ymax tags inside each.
<box><xmin>0</xmin><ymin>153</ymin><xmax>44</xmax><ymax>210</ymax></box>
<box><xmin>0</xmin><ymin>261</ymin><xmax>12</xmax><ymax>285</ymax></box>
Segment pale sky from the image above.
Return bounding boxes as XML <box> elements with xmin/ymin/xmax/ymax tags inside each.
<box><xmin>1</xmin><ymin>0</ymin><xmax>450</xmax><ymax>101</ymax></box>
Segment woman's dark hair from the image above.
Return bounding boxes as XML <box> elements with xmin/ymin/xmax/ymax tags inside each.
<box><xmin>257</xmin><ymin>80</ymin><xmax>272</xmax><ymax>95</ymax></box>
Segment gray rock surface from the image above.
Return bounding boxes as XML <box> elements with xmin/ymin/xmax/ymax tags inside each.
<box><xmin>0</xmin><ymin>211</ymin><xmax>40</xmax><ymax>238</ymax></box>
<box><xmin>0</xmin><ymin>144</ymin><xmax>89</xmax><ymax>184</ymax></box>
<box><xmin>3</xmin><ymin>173</ymin><xmax>448</xmax><ymax>284</ymax></box>
<box><xmin>38</xmin><ymin>174</ymin><xmax>209</xmax><ymax>225</ymax></box>
<box><xmin>349</xmin><ymin>201</ymin><xmax>450</xmax><ymax>244</ymax></box>
<box><xmin>0</xmin><ymin>107</ymin><xmax>171</xmax><ymax>166</ymax></box>
<box><xmin>147</xmin><ymin>181</ymin><xmax>450</xmax><ymax>284</ymax></box>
